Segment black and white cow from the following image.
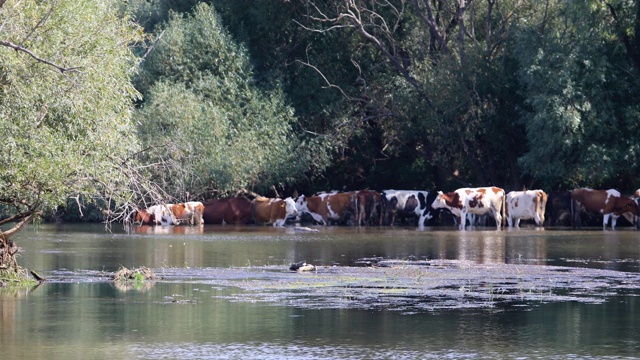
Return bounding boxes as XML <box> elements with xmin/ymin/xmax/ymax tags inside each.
<box><xmin>381</xmin><ymin>190</ymin><xmax>434</xmax><ymax>226</ymax></box>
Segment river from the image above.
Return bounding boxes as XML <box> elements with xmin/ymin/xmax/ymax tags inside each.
<box><xmin>2</xmin><ymin>223</ymin><xmax>640</xmax><ymax>359</ymax></box>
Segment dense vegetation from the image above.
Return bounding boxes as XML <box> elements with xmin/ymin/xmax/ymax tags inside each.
<box><xmin>127</xmin><ymin>0</ymin><xmax>640</xmax><ymax>197</ymax></box>
<box><xmin>2</xmin><ymin>0</ymin><xmax>640</xmax><ymax>235</ymax></box>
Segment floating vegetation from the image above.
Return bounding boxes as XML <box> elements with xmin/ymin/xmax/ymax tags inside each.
<box><xmin>154</xmin><ymin>259</ymin><xmax>640</xmax><ymax>313</ymax></box>
<box><xmin>113</xmin><ymin>266</ymin><xmax>156</xmax><ymax>282</ymax></box>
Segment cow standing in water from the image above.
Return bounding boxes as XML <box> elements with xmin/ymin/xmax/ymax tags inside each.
<box><xmin>353</xmin><ymin>190</ymin><xmax>382</xmax><ymax>226</ymax></box>
<box><xmin>167</xmin><ymin>202</ymin><xmax>205</xmax><ymax>225</ymax></box>
<box><xmin>431</xmin><ymin>187</ymin><xmax>506</xmax><ymax>230</ymax></box>
<box><xmin>202</xmin><ymin>197</ymin><xmax>253</xmax><ymax>225</ymax></box>
<box><xmin>506</xmin><ymin>190</ymin><xmax>548</xmax><ymax>228</ymax></box>
<box><xmin>570</xmin><ymin>188</ymin><xmax>638</xmax><ymax>230</ymax></box>
<box><xmin>295</xmin><ymin>191</ymin><xmax>355</xmax><ymax>225</ymax></box>
<box><xmin>380</xmin><ymin>190</ymin><xmax>433</xmax><ymax>226</ymax></box>
<box><xmin>251</xmin><ymin>196</ymin><xmax>298</xmax><ymax>227</ymax></box>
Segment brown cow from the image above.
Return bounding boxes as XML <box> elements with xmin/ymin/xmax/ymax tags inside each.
<box><xmin>295</xmin><ymin>191</ymin><xmax>355</xmax><ymax>225</ymax></box>
<box><xmin>202</xmin><ymin>197</ymin><xmax>252</xmax><ymax>225</ymax></box>
<box><xmin>353</xmin><ymin>190</ymin><xmax>382</xmax><ymax>226</ymax></box>
<box><xmin>169</xmin><ymin>201</ymin><xmax>205</xmax><ymax>225</ymax></box>
<box><xmin>252</xmin><ymin>196</ymin><xmax>298</xmax><ymax>227</ymax></box>
<box><xmin>571</xmin><ymin>188</ymin><xmax>638</xmax><ymax>229</ymax></box>
<box><xmin>131</xmin><ymin>209</ymin><xmax>156</xmax><ymax>225</ymax></box>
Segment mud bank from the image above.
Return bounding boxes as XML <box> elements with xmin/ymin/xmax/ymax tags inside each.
<box><xmin>105</xmin><ymin>259</ymin><xmax>640</xmax><ymax>313</ymax></box>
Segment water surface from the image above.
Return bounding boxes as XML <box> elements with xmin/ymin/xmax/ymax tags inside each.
<box><xmin>2</xmin><ymin>223</ymin><xmax>640</xmax><ymax>359</ymax></box>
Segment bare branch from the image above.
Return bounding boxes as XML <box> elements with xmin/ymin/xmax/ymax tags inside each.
<box><xmin>0</xmin><ymin>40</ymin><xmax>81</xmax><ymax>73</ymax></box>
<box><xmin>0</xmin><ymin>211</ymin><xmax>39</xmax><ymax>240</ymax></box>
<box><xmin>21</xmin><ymin>0</ymin><xmax>57</xmax><ymax>47</ymax></box>
<box><xmin>295</xmin><ymin>45</ymin><xmax>351</xmax><ymax>99</ymax></box>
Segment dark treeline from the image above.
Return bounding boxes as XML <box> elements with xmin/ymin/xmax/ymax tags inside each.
<box><xmin>126</xmin><ymin>0</ymin><xmax>640</xmax><ymax>199</ymax></box>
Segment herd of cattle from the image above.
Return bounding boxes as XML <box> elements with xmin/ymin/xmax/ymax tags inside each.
<box><xmin>129</xmin><ymin>187</ymin><xmax>640</xmax><ymax>230</ymax></box>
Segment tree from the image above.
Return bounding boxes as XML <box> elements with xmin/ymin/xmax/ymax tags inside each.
<box><xmin>0</xmin><ymin>0</ymin><xmax>144</xmax><ymax>275</ymax></box>
<box><xmin>134</xmin><ymin>3</ymin><xmax>318</xmax><ymax>199</ymax></box>
<box><xmin>515</xmin><ymin>1</ymin><xmax>640</xmax><ymax>189</ymax></box>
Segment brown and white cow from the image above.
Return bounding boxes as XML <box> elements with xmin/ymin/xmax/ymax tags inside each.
<box><xmin>131</xmin><ymin>209</ymin><xmax>156</xmax><ymax>225</ymax></box>
<box><xmin>131</xmin><ymin>204</ymin><xmax>175</xmax><ymax>225</ymax></box>
<box><xmin>380</xmin><ymin>190</ymin><xmax>433</xmax><ymax>226</ymax></box>
<box><xmin>252</xmin><ymin>196</ymin><xmax>298</xmax><ymax>227</ymax></box>
<box><xmin>202</xmin><ymin>197</ymin><xmax>253</xmax><ymax>225</ymax></box>
<box><xmin>353</xmin><ymin>190</ymin><xmax>382</xmax><ymax>226</ymax></box>
<box><xmin>570</xmin><ymin>188</ymin><xmax>638</xmax><ymax>229</ymax></box>
<box><xmin>506</xmin><ymin>190</ymin><xmax>548</xmax><ymax>228</ymax></box>
<box><xmin>167</xmin><ymin>201</ymin><xmax>205</xmax><ymax>225</ymax></box>
<box><xmin>431</xmin><ymin>187</ymin><xmax>506</xmax><ymax>230</ymax></box>
<box><xmin>295</xmin><ymin>191</ymin><xmax>355</xmax><ymax>225</ymax></box>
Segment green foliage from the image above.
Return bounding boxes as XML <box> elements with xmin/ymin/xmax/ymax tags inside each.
<box><xmin>0</xmin><ymin>1</ymin><xmax>143</xmax><ymax>218</ymax></box>
<box><xmin>135</xmin><ymin>3</ymin><xmax>311</xmax><ymax>198</ymax></box>
<box><xmin>515</xmin><ymin>1</ymin><xmax>640</xmax><ymax>189</ymax></box>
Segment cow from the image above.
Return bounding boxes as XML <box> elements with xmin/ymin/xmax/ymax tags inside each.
<box><xmin>570</xmin><ymin>188</ymin><xmax>638</xmax><ymax>230</ymax></box>
<box><xmin>167</xmin><ymin>201</ymin><xmax>205</xmax><ymax>225</ymax></box>
<box><xmin>431</xmin><ymin>187</ymin><xmax>506</xmax><ymax>230</ymax></box>
<box><xmin>131</xmin><ymin>209</ymin><xmax>155</xmax><ymax>225</ymax></box>
<box><xmin>252</xmin><ymin>196</ymin><xmax>298</xmax><ymax>227</ymax></box>
<box><xmin>202</xmin><ymin>197</ymin><xmax>253</xmax><ymax>225</ymax></box>
<box><xmin>380</xmin><ymin>190</ymin><xmax>432</xmax><ymax>226</ymax></box>
<box><xmin>295</xmin><ymin>191</ymin><xmax>355</xmax><ymax>225</ymax></box>
<box><xmin>131</xmin><ymin>204</ymin><xmax>175</xmax><ymax>225</ymax></box>
<box><xmin>147</xmin><ymin>204</ymin><xmax>177</xmax><ymax>225</ymax></box>
<box><xmin>506</xmin><ymin>190</ymin><xmax>548</xmax><ymax>228</ymax></box>
<box><xmin>353</xmin><ymin>190</ymin><xmax>382</xmax><ymax>226</ymax></box>
<box><xmin>546</xmin><ymin>190</ymin><xmax>572</xmax><ymax>226</ymax></box>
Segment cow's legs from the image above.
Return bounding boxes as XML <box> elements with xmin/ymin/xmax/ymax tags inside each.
<box><xmin>610</xmin><ymin>214</ymin><xmax>620</xmax><ymax>230</ymax></box>
<box><xmin>603</xmin><ymin>213</ymin><xmax>612</xmax><ymax>230</ymax></box>
<box><xmin>459</xmin><ymin>210</ymin><xmax>467</xmax><ymax>230</ymax></box>
<box><xmin>493</xmin><ymin>210</ymin><xmax>502</xmax><ymax>230</ymax></box>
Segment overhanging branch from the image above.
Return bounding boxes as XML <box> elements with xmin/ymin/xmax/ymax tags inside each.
<box><xmin>0</xmin><ymin>40</ymin><xmax>81</xmax><ymax>73</ymax></box>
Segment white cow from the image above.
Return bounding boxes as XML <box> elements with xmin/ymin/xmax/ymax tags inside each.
<box><xmin>431</xmin><ymin>187</ymin><xmax>506</xmax><ymax>230</ymax></box>
<box><xmin>506</xmin><ymin>190</ymin><xmax>547</xmax><ymax>228</ymax></box>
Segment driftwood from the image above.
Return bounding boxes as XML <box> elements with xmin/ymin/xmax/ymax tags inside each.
<box><xmin>30</xmin><ymin>270</ymin><xmax>47</xmax><ymax>282</ymax></box>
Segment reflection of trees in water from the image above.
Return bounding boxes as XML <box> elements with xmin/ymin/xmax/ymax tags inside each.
<box><xmin>0</xmin><ymin>283</ymin><xmax>42</xmax><ymax>337</ymax></box>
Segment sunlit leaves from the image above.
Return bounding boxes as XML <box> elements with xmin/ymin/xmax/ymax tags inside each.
<box><xmin>0</xmin><ymin>0</ymin><xmax>142</xmax><ymax>214</ymax></box>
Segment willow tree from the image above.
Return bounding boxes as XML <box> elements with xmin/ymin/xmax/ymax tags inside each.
<box><xmin>0</xmin><ymin>1</ymin><xmax>143</xmax><ymax>276</ymax></box>
<box><xmin>134</xmin><ymin>3</ymin><xmax>315</xmax><ymax>199</ymax></box>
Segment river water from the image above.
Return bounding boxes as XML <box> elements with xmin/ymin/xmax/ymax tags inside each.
<box><xmin>2</xmin><ymin>223</ymin><xmax>640</xmax><ymax>359</ymax></box>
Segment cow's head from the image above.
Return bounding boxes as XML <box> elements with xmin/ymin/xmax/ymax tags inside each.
<box><xmin>283</xmin><ymin>197</ymin><xmax>299</xmax><ymax>219</ymax></box>
<box><xmin>431</xmin><ymin>191</ymin><xmax>447</xmax><ymax>209</ymax></box>
<box><xmin>295</xmin><ymin>195</ymin><xmax>308</xmax><ymax>213</ymax></box>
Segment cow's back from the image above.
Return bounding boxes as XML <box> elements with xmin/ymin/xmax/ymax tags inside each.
<box><xmin>203</xmin><ymin>197</ymin><xmax>252</xmax><ymax>224</ymax></box>
<box><xmin>252</xmin><ymin>197</ymin><xmax>284</xmax><ymax>225</ymax></box>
